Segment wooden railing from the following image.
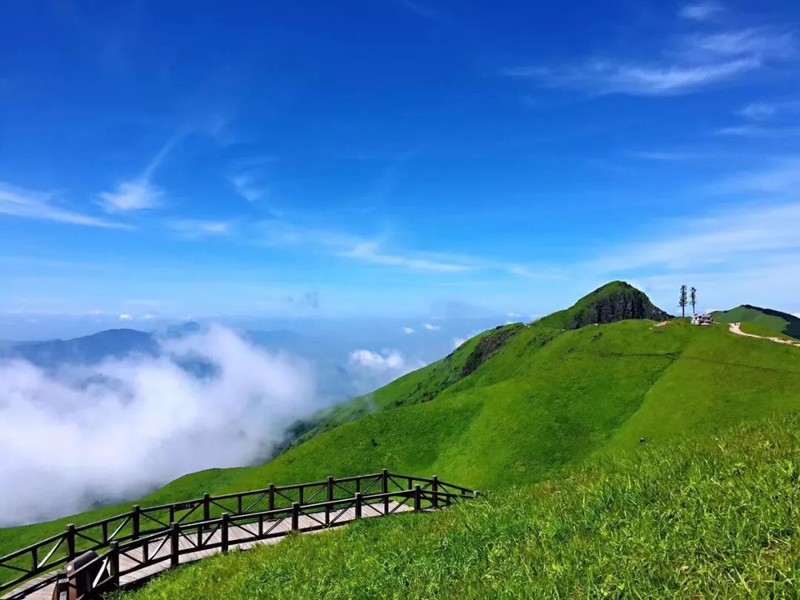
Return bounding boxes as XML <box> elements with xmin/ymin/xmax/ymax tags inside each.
<box><xmin>0</xmin><ymin>471</ymin><xmax>477</xmax><ymax>599</ymax></box>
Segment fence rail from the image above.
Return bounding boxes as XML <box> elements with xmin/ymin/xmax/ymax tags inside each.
<box><xmin>1</xmin><ymin>471</ymin><xmax>477</xmax><ymax>599</ymax></box>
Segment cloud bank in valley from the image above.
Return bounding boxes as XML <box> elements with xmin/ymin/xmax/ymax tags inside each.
<box><xmin>0</xmin><ymin>325</ymin><xmax>316</xmax><ymax>526</ymax></box>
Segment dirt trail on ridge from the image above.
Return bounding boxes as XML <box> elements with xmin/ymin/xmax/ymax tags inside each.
<box><xmin>728</xmin><ymin>323</ymin><xmax>800</xmax><ymax>348</ymax></box>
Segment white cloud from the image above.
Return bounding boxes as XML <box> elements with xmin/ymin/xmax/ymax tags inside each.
<box><xmin>679</xmin><ymin>1</ymin><xmax>723</xmax><ymax>21</ymax></box>
<box><xmin>736</xmin><ymin>99</ymin><xmax>800</xmax><ymax>121</ymax></box>
<box><xmin>118</xmin><ymin>313</ymin><xmax>134</xmax><ymax>321</ymax></box>
<box><xmin>98</xmin><ymin>133</ymin><xmax>182</xmax><ymax>213</ymax></box>
<box><xmin>230</xmin><ymin>174</ymin><xmax>267</xmax><ymax>203</ymax></box>
<box><xmin>504</xmin><ymin>26</ymin><xmax>795</xmax><ymax>96</ymax></box>
<box><xmin>423</xmin><ymin>323</ymin><xmax>441</xmax><ymax>331</ymax></box>
<box><xmin>403</xmin><ymin>326</ymin><xmax>416</xmax><ymax>334</ymax></box>
<box><xmin>0</xmin><ymin>183</ymin><xmax>127</xmax><ymax>229</ymax></box>
<box><xmin>506</xmin><ymin>58</ymin><xmax>760</xmax><ymax>96</ymax></box>
<box><xmin>343</xmin><ymin>242</ymin><xmax>473</xmax><ymax>273</ymax></box>
<box><xmin>169</xmin><ymin>219</ymin><xmax>234</xmax><ymax>238</ymax></box>
<box><xmin>347</xmin><ymin>349</ymin><xmax>424</xmax><ymax>392</ymax></box>
<box><xmin>737</xmin><ymin>102</ymin><xmax>779</xmax><ymax>120</ymax></box>
<box><xmin>257</xmin><ymin>220</ymin><xmax>558</xmax><ymax>278</ymax></box>
<box><xmin>99</xmin><ymin>180</ymin><xmax>162</xmax><ymax>213</ymax></box>
<box><xmin>794</xmin><ymin>313</ymin><xmax>800</xmax><ymax>318</ymax></box>
<box><xmin>590</xmin><ymin>200</ymin><xmax>800</xmax><ymax>274</ymax></box>
<box><xmin>0</xmin><ymin>325</ymin><xmax>316</xmax><ymax>525</ymax></box>
<box><xmin>630</xmin><ymin>150</ymin><xmax>707</xmax><ymax>161</ymax></box>
<box><xmin>688</xmin><ymin>28</ymin><xmax>796</xmax><ymax>60</ymax></box>
<box><xmin>716</xmin><ymin>125</ymin><xmax>800</xmax><ymax>138</ymax></box>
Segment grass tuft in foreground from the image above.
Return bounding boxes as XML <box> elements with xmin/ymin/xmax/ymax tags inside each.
<box><xmin>120</xmin><ymin>415</ymin><xmax>800</xmax><ymax>599</ymax></box>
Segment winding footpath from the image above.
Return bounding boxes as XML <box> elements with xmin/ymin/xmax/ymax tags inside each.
<box><xmin>728</xmin><ymin>323</ymin><xmax>800</xmax><ymax>348</ymax></box>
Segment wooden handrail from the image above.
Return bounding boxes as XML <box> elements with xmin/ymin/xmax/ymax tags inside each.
<box><xmin>0</xmin><ymin>471</ymin><xmax>477</xmax><ymax>598</ymax></box>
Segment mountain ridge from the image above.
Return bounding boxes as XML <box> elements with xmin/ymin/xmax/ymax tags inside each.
<box><xmin>712</xmin><ymin>304</ymin><xmax>800</xmax><ymax>340</ymax></box>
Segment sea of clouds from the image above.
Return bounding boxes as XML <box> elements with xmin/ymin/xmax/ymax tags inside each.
<box><xmin>0</xmin><ymin>325</ymin><xmax>317</xmax><ymax>526</ymax></box>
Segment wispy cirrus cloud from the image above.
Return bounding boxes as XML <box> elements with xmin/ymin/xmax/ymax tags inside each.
<box><xmin>343</xmin><ymin>241</ymin><xmax>474</xmax><ymax>273</ymax></box>
<box><xmin>168</xmin><ymin>219</ymin><xmax>234</xmax><ymax>239</ymax></box>
<box><xmin>716</xmin><ymin>124</ymin><xmax>800</xmax><ymax>138</ymax></box>
<box><xmin>736</xmin><ymin>98</ymin><xmax>800</xmax><ymax>120</ymax></box>
<box><xmin>679</xmin><ymin>1</ymin><xmax>724</xmax><ymax>21</ymax></box>
<box><xmin>229</xmin><ymin>173</ymin><xmax>267</xmax><ymax>203</ymax></box>
<box><xmin>503</xmin><ymin>23</ymin><xmax>796</xmax><ymax>96</ymax></box>
<box><xmin>504</xmin><ymin>57</ymin><xmax>758</xmax><ymax>97</ymax></box>
<box><xmin>630</xmin><ymin>150</ymin><xmax>708</xmax><ymax>161</ymax></box>
<box><xmin>0</xmin><ymin>183</ymin><xmax>127</xmax><ymax>229</ymax></box>
<box><xmin>98</xmin><ymin>133</ymin><xmax>182</xmax><ymax>213</ymax></box>
<box><xmin>589</xmin><ymin>199</ymin><xmax>800</xmax><ymax>274</ymax></box>
<box><xmin>737</xmin><ymin>101</ymin><xmax>779</xmax><ymax>120</ymax></box>
<box><xmin>686</xmin><ymin>27</ymin><xmax>796</xmax><ymax>60</ymax></box>
<box><xmin>254</xmin><ymin>219</ymin><xmax>557</xmax><ymax>278</ymax></box>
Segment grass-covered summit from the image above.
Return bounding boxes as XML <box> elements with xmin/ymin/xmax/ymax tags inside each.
<box><xmin>3</xmin><ymin>281</ymin><xmax>800</xmax><ymax>560</ymax></box>
<box><xmin>713</xmin><ymin>304</ymin><xmax>800</xmax><ymax>340</ymax></box>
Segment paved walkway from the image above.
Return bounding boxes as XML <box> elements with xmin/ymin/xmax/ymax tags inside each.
<box><xmin>11</xmin><ymin>501</ymin><xmax>412</xmax><ymax>600</ymax></box>
<box><xmin>728</xmin><ymin>322</ymin><xmax>800</xmax><ymax>348</ymax></box>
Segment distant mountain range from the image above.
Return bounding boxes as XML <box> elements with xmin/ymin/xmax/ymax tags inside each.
<box><xmin>0</xmin><ymin>323</ymin><xmax>308</xmax><ymax>369</ymax></box>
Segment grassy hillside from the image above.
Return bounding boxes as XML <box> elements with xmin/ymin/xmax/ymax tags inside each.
<box><xmin>284</xmin><ymin>323</ymin><xmax>525</xmax><ymax>447</ymax></box>
<box><xmin>120</xmin><ymin>416</ymin><xmax>800</xmax><ymax>599</ymax></box>
<box><xmin>4</xmin><ymin>317</ymin><xmax>800</xmax><ymax>560</ymax></box>
<box><xmin>713</xmin><ymin>304</ymin><xmax>800</xmax><ymax>339</ymax></box>
<box><xmin>289</xmin><ymin>280</ymin><xmax>669</xmax><ymax>446</ymax></box>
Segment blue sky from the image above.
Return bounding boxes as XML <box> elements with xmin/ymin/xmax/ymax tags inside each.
<box><xmin>2</xmin><ymin>0</ymin><xmax>800</xmax><ymax>337</ymax></box>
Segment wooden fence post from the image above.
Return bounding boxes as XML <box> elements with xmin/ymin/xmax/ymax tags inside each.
<box><xmin>414</xmin><ymin>485</ymin><xmax>422</xmax><ymax>512</ymax></box>
<box><xmin>268</xmin><ymin>484</ymin><xmax>275</xmax><ymax>512</ymax></box>
<box><xmin>132</xmin><ymin>505</ymin><xmax>140</xmax><ymax>539</ymax></box>
<box><xmin>221</xmin><ymin>513</ymin><xmax>230</xmax><ymax>554</ymax></box>
<box><xmin>355</xmin><ymin>493</ymin><xmax>363</xmax><ymax>520</ymax></box>
<box><xmin>170</xmin><ymin>523</ymin><xmax>179</xmax><ymax>569</ymax></box>
<box><xmin>291</xmin><ymin>503</ymin><xmax>299</xmax><ymax>531</ymax></box>
<box><xmin>203</xmin><ymin>494</ymin><xmax>210</xmax><ymax>522</ymax></box>
<box><xmin>66</xmin><ymin>524</ymin><xmax>76</xmax><ymax>560</ymax></box>
<box><xmin>109</xmin><ymin>542</ymin><xmax>120</xmax><ymax>587</ymax></box>
<box><xmin>382</xmin><ymin>469</ymin><xmax>389</xmax><ymax>515</ymax></box>
<box><xmin>326</xmin><ymin>476</ymin><xmax>334</xmax><ymax>526</ymax></box>
<box><xmin>432</xmin><ymin>476</ymin><xmax>439</xmax><ymax>509</ymax></box>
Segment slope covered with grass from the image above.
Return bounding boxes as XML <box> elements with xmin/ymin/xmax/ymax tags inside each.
<box><xmin>288</xmin><ymin>280</ymin><xmax>671</xmax><ymax>447</ymax></box>
<box><xmin>713</xmin><ymin>304</ymin><xmax>800</xmax><ymax>339</ymax></box>
<box><xmin>120</xmin><ymin>416</ymin><xmax>800</xmax><ymax>599</ymax></box>
<box><xmin>4</xmin><ymin>316</ymin><xmax>800</xmax><ymax>559</ymax></box>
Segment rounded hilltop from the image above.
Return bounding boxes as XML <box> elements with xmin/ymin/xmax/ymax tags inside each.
<box><xmin>536</xmin><ymin>280</ymin><xmax>672</xmax><ymax>331</ymax></box>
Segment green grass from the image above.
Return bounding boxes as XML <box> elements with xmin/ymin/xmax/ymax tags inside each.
<box><xmin>713</xmin><ymin>305</ymin><xmax>800</xmax><ymax>340</ymax></box>
<box><xmin>285</xmin><ymin>323</ymin><xmax>524</xmax><ymax>447</ymax></box>
<box><xmin>738</xmin><ymin>323</ymin><xmax>797</xmax><ymax>342</ymax></box>
<box><xmin>5</xmin><ymin>318</ymin><xmax>800</xmax><ymax>560</ymax></box>
<box><xmin>119</xmin><ymin>415</ymin><xmax>800</xmax><ymax>599</ymax></box>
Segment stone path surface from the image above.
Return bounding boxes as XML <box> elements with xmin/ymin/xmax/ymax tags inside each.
<box><xmin>11</xmin><ymin>501</ymin><xmax>412</xmax><ymax>600</ymax></box>
<box><xmin>728</xmin><ymin>323</ymin><xmax>800</xmax><ymax>348</ymax></box>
